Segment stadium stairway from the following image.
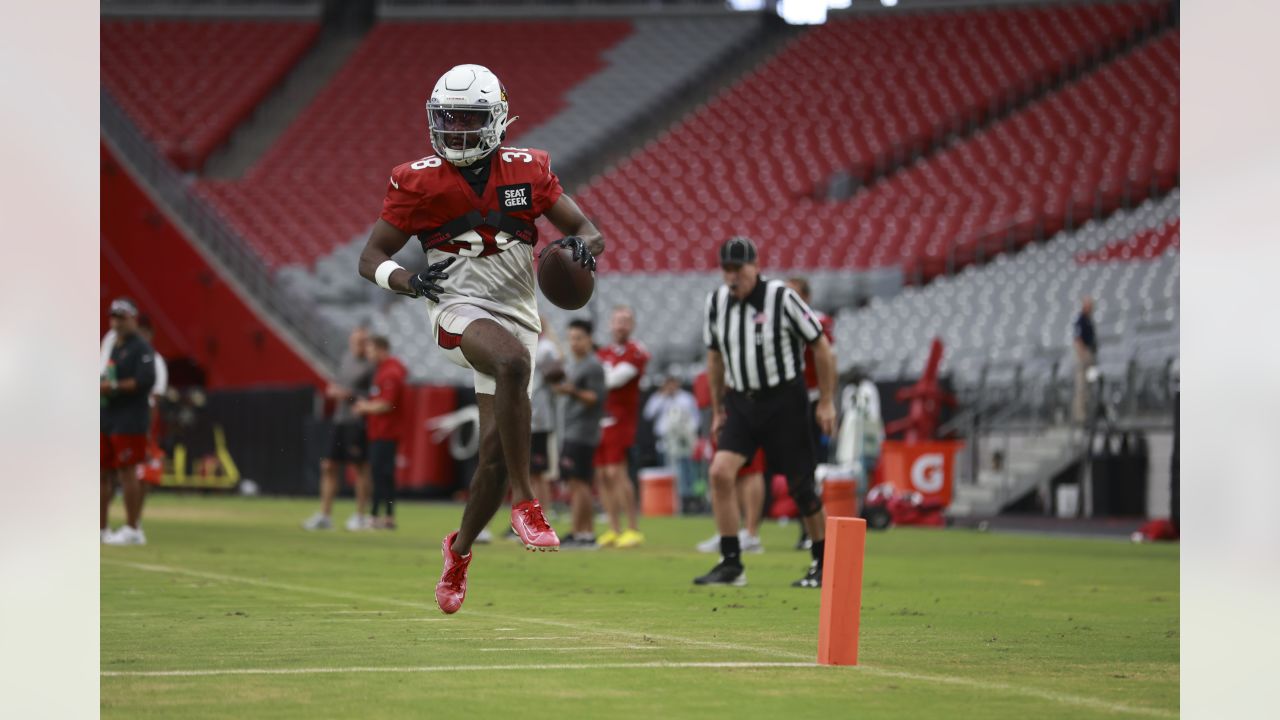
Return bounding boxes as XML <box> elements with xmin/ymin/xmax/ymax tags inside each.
<box><xmin>949</xmin><ymin>425</ymin><xmax>1081</xmax><ymax>517</ymax></box>
<box><xmin>202</xmin><ymin>27</ymin><xmax>367</xmax><ymax>180</ymax></box>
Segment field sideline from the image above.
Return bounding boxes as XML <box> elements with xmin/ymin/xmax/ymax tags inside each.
<box><xmin>101</xmin><ymin>495</ymin><xmax>1179</xmax><ymax>718</ymax></box>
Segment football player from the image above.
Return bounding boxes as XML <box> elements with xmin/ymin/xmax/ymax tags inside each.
<box><xmin>593</xmin><ymin>306</ymin><xmax>650</xmax><ymax>548</ymax></box>
<box><xmin>358</xmin><ymin>64</ymin><xmax>602</xmax><ymax>614</ymax></box>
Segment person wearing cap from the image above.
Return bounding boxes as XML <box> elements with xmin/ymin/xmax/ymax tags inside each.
<box><xmin>101</xmin><ymin>298</ymin><xmax>157</xmax><ymax>546</ymax></box>
<box><xmin>696</xmin><ymin>237</ymin><xmax>838</xmax><ymax>588</ymax></box>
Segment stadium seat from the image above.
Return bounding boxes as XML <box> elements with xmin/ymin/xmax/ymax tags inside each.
<box><xmin>197</xmin><ymin>19</ymin><xmax>634</xmax><ymax>268</ymax></box>
<box><xmin>101</xmin><ymin>19</ymin><xmax>320</xmax><ymax>171</ymax></box>
<box><xmin>574</xmin><ymin>14</ymin><xmax>1175</xmax><ymax>276</ymax></box>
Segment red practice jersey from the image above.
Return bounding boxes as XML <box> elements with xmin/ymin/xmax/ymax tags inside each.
<box><xmin>366</xmin><ymin>356</ymin><xmax>408</xmax><ymax>442</ymax></box>
<box><xmin>598</xmin><ymin>340</ymin><xmax>650</xmax><ymax>438</ymax></box>
<box><xmin>802</xmin><ymin>311</ymin><xmax>835</xmax><ymax>393</ymax></box>
<box><xmin>380</xmin><ymin>148</ymin><xmax>563</xmax><ymax>333</ymax></box>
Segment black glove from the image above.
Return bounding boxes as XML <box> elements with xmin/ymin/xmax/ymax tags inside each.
<box><xmin>406</xmin><ymin>256</ymin><xmax>457</xmax><ymax>302</ymax></box>
<box><xmin>544</xmin><ymin>236</ymin><xmax>596</xmax><ymax>272</ymax></box>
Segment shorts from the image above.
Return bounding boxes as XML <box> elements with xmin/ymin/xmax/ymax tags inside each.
<box><xmin>739</xmin><ymin>449</ymin><xmax>766</xmax><ymax>477</ymax></box>
<box><xmin>560</xmin><ymin>440</ymin><xmax>596</xmax><ymax>483</ymax></box>
<box><xmin>101</xmin><ymin>432</ymin><xmax>147</xmax><ymax>471</ymax></box>
<box><xmin>432</xmin><ymin>302</ymin><xmax>538</xmax><ymax>397</ymax></box>
<box><xmin>593</xmin><ymin>423</ymin><xmax>634</xmax><ymax>466</ymax></box>
<box><xmin>710</xmin><ymin>438</ymin><xmax>764</xmax><ymax>477</ymax></box>
<box><xmin>717</xmin><ymin>381</ymin><xmax>816</xmax><ymax>481</ymax></box>
<box><xmin>326</xmin><ymin>420</ymin><xmax>369</xmax><ymax>463</ymax></box>
<box><xmin>530</xmin><ymin>431</ymin><xmax>550</xmax><ymax>474</ymax></box>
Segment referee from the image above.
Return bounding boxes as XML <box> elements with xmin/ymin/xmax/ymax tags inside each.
<box><xmin>694</xmin><ymin>237</ymin><xmax>837</xmax><ymax>588</ymax></box>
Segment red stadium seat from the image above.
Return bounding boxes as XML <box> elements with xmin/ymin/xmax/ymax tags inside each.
<box><xmin>102</xmin><ymin>20</ymin><xmax>320</xmax><ymax>171</ymax></box>
<box><xmin>575</xmin><ymin>20</ymin><xmax>1177</xmax><ymax>276</ymax></box>
<box><xmin>195</xmin><ymin>20</ymin><xmax>632</xmax><ymax>268</ymax></box>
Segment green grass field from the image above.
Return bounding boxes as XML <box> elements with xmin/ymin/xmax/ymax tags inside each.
<box><xmin>101</xmin><ymin>495</ymin><xmax>1178</xmax><ymax>718</ymax></box>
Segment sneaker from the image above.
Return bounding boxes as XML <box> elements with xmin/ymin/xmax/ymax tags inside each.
<box><xmin>475</xmin><ymin>528</ymin><xmax>494</xmax><ymax>544</ymax></box>
<box><xmin>104</xmin><ymin>525</ymin><xmax>147</xmax><ymax>546</ymax></box>
<box><xmin>696</xmin><ymin>534</ymin><xmax>720</xmax><ymax>553</ymax></box>
<box><xmin>795</xmin><ymin>533</ymin><xmax>812</xmax><ymax>551</ymax></box>
<box><xmin>510</xmin><ymin>499</ymin><xmax>559</xmax><ymax>552</ymax></box>
<box><xmin>344</xmin><ymin>514</ymin><xmax>372</xmax><ymax>532</ymax></box>
<box><xmin>792</xmin><ymin>560</ymin><xmax>822</xmax><ymax>588</ymax></box>
<box><xmin>434</xmin><ymin>531</ymin><xmax>472</xmax><ymax>614</ymax></box>
<box><xmin>693</xmin><ymin>558</ymin><xmax>747</xmax><ymax>586</ymax></box>
<box><xmin>560</xmin><ymin>533</ymin><xmax>599</xmax><ymax>550</ymax></box>
<box><xmin>302</xmin><ymin>513</ymin><xmax>332</xmax><ymax>531</ymax></box>
<box><xmin>101</xmin><ymin>528</ymin><xmax>112</xmax><ymax>544</ymax></box>
<box><xmin>597</xmin><ymin>529</ymin><xmax>620</xmax><ymax>548</ymax></box>
<box><xmin>615</xmin><ymin>528</ymin><xmax>644</xmax><ymax>548</ymax></box>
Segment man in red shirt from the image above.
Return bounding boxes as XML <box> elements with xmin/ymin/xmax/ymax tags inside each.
<box><xmin>786</xmin><ymin>277</ymin><xmax>836</xmax><ymax>550</ymax></box>
<box><xmin>354</xmin><ymin>335</ymin><xmax>408</xmax><ymax>530</ymax></box>
<box><xmin>594</xmin><ymin>306</ymin><xmax>650</xmax><ymax>548</ymax></box>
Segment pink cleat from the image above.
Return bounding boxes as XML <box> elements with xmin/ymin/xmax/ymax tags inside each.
<box><xmin>434</xmin><ymin>531</ymin><xmax>472</xmax><ymax>614</ymax></box>
<box><xmin>510</xmin><ymin>499</ymin><xmax>560</xmax><ymax>552</ymax></box>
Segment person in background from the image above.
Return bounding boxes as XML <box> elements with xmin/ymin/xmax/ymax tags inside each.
<box><xmin>555</xmin><ymin>319</ymin><xmax>606</xmax><ymax>549</ymax></box>
<box><xmin>697</xmin><ymin>238</ymin><xmax>837</xmax><ymax>588</ymax></box>
<box><xmin>101</xmin><ymin>298</ymin><xmax>156</xmax><ymax>546</ymax></box>
<box><xmin>1072</xmin><ymin>296</ymin><xmax>1098</xmax><ymax>423</ymax></box>
<box><xmin>594</xmin><ymin>306</ymin><xmax>650</xmax><ymax>548</ymax></box>
<box><xmin>354</xmin><ymin>335</ymin><xmax>407</xmax><ymax>530</ymax></box>
<box><xmin>834</xmin><ymin>369</ymin><xmax>883</xmax><ymax>496</ymax></box>
<box><xmin>786</xmin><ymin>277</ymin><xmax>836</xmax><ymax>551</ymax></box>
<box><xmin>642</xmin><ymin>373</ymin><xmax>699</xmax><ymax>513</ymax></box>
<box><xmin>305</xmin><ymin>326</ymin><xmax>376</xmax><ymax>532</ymax></box>
<box><xmin>692</xmin><ymin>369</ymin><xmax>765</xmax><ymax>552</ymax></box>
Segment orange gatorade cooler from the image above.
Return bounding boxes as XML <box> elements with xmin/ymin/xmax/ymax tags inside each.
<box><xmin>818</xmin><ymin>464</ymin><xmax>861</xmax><ymax>518</ymax></box>
<box><xmin>639</xmin><ymin>467</ymin><xmax>676</xmax><ymax>516</ymax></box>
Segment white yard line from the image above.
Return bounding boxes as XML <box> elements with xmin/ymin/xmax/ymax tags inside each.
<box><xmin>102</xmin><ymin>661</ymin><xmax>819</xmax><ymax>678</ymax></box>
<box><xmin>477</xmin><ymin>646</ymin><xmax>660</xmax><ymax>652</ymax></box>
<box><xmin>853</xmin><ymin>666</ymin><xmax>1176</xmax><ymax>719</ymax></box>
<box><xmin>103</xmin><ymin>560</ymin><xmax>1174</xmax><ymax>718</ymax></box>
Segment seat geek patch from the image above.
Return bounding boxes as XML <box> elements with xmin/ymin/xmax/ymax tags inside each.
<box><xmin>499</xmin><ymin>183</ymin><xmax>532</xmax><ymax>211</ymax></box>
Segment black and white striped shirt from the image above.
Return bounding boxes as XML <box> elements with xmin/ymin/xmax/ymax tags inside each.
<box><xmin>704</xmin><ymin>277</ymin><xmax>825</xmax><ymax>392</ymax></box>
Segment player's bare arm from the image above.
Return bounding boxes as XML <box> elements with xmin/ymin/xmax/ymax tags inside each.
<box><xmin>544</xmin><ymin>194</ymin><xmax>604</xmax><ymax>258</ymax></box>
<box><xmin>810</xmin><ymin>335</ymin><xmax>837</xmax><ymax>437</ymax></box>
<box><xmin>358</xmin><ymin>218</ymin><xmax>456</xmax><ymax>300</ymax></box>
<box><xmin>706</xmin><ymin>348</ymin><xmax>726</xmax><ymax>438</ymax></box>
<box><xmin>358</xmin><ymin>219</ymin><xmax>415</xmax><ymax>292</ymax></box>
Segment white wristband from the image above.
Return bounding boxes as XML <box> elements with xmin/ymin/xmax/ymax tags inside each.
<box><xmin>375</xmin><ymin>260</ymin><xmax>404</xmax><ymax>291</ymax></box>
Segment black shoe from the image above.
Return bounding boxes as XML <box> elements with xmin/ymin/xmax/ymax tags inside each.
<box><xmin>561</xmin><ymin>534</ymin><xmax>598</xmax><ymax>550</ymax></box>
<box><xmin>693</xmin><ymin>559</ymin><xmax>747</xmax><ymax>586</ymax></box>
<box><xmin>792</xmin><ymin>561</ymin><xmax>822</xmax><ymax>588</ymax></box>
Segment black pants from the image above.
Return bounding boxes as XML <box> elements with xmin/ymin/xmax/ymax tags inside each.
<box><xmin>369</xmin><ymin>439</ymin><xmax>398</xmax><ymax>517</ymax></box>
<box><xmin>718</xmin><ymin>380</ymin><xmax>822</xmax><ymax>517</ymax></box>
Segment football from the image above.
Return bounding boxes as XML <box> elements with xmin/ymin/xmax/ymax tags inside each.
<box><xmin>537</xmin><ymin>244</ymin><xmax>595</xmax><ymax>310</ymax></box>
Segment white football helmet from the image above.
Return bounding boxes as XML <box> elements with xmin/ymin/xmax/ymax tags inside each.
<box><xmin>426</xmin><ymin>64</ymin><xmax>518</xmax><ymax>167</ymax></box>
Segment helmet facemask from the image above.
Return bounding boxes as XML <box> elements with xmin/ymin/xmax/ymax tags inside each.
<box><xmin>428</xmin><ymin>102</ymin><xmax>505</xmax><ymax>167</ymax></box>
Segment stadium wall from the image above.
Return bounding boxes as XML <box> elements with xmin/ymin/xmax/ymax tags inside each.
<box><xmin>101</xmin><ymin>142</ymin><xmax>324</xmax><ymax>390</ymax></box>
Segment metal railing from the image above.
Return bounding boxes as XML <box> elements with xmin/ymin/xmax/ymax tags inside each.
<box><xmin>101</xmin><ymin>88</ymin><xmax>342</xmax><ymax>371</ymax></box>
